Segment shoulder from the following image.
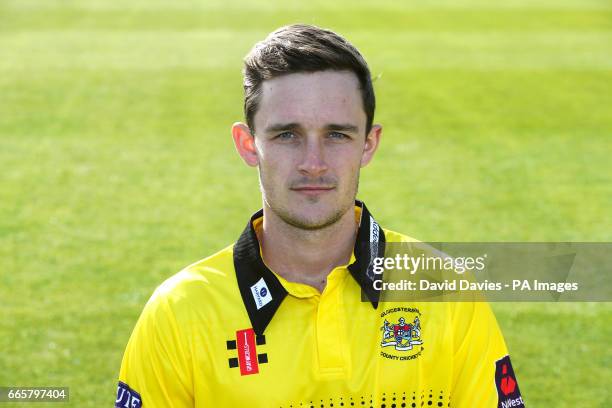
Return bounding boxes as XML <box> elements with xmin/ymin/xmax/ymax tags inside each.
<box><xmin>121</xmin><ymin>243</ymin><xmax>244</xmax><ymax>365</ymax></box>
<box><xmin>142</xmin><ymin>243</ymin><xmax>238</xmax><ymax>322</ymax></box>
<box><xmin>382</xmin><ymin>228</ymin><xmax>440</xmax><ymax>257</ymax></box>
<box><xmin>382</xmin><ymin>228</ymin><xmax>456</xmax><ymax>262</ymax></box>
<box><xmin>157</xmin><ymin>244</ymin><xmax>235</xmax><ymax>296</ymax></box>
<box><xmin>382</xmin><ymin>227</ymin><xmax>420</xmax><ymax>243</ymax></box>
<box><xmin>379</xmin><ymin>228</ymin><xmax>497</xmax><ymax>321</ymax></box>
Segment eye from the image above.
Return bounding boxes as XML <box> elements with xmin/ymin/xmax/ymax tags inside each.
<box><xmin>275</xmin><ymin>131</ymin><xmax>296</xmax><ymax>141</ymax></box>
<box><xmin>329</xmin><ymin>131</ymin><xmax>349</xmax><ymax>140</ymax></box>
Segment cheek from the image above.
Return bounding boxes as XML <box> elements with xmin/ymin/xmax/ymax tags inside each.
<box><xmin>265</xmin><ymin>156</ymin><xmax>286</xmax><ymax>172</ymax></box>
<box><xmin>334</xmin><ymin>152</ymin><xmax>362</xmax><ymax>178</ymax></box>
<box><xmin>259</xmin><ymin>155</ymin><xmax>292</xmax><ymax>185</ymax></box>
<box><xmin>271</xmin><ymin>146</ymin><xmax>303</xmax><ymax>169</ymax></box>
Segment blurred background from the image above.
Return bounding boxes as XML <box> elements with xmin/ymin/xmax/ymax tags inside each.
<box><xmin>1</xmin><ymin>0</ymin><xmax>611</xmax><ymax>406</ymax></box>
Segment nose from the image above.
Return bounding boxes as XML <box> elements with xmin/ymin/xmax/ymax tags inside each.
<box><xmin>297</xmin><ymin>136</ymin><xmax>328</xmax><ymax>177</ymax></box>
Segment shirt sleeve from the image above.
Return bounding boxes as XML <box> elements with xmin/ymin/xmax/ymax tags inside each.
<box><xmin>116</xmin><ymin>290</ymin><xmax>194</xmax><ymax>408</ymax></box>
<box><xmin>450</xmin><ymin>301</ymin><xmax>520</xmax><ymax>407</ymax></box>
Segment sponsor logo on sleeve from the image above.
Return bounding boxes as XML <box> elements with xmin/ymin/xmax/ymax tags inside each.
<box><xmin>115</xmin><ymin>381</ymin><xmax>142</xmax><ymax>408</ymax></box>
<box><xmin>495</xmin><ymin>355</ymin><xmax>525</xmax><ymax>408</ymax></box>
<box><xmin>250</xmin><ymin>277</ymin><xmax>273</xmax><ymax>310</ymax></box>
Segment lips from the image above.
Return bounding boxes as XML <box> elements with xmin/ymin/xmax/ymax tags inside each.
<box><xmin>291</xmin><ymin>186</ymin><xmax>335</xmax><ymax>195</ymax></box>
<box><xmin>292</xmin><ymin>186</ymin><xmax>334</xmax><ymax>190</ymax></box>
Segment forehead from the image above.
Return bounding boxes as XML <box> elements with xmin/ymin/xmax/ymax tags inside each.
<box><xmin>254</xmin><ymin>70</ymin><xmax>365</xmax><ymax>132</ymax></box>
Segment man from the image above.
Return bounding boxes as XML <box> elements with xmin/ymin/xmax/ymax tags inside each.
<box><xmin>116</xmin><ymin>24</ymin><xmax>524</xmax><ymax>408</ymax></box>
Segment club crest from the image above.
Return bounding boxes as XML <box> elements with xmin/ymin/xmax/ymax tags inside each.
<box><xmin>379</xmin><ymin>307</ymin><xmax>424</xmax><ymax>361</ymax></box>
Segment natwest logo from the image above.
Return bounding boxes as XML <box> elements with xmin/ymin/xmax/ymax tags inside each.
<box><xmin>501</xmin><ymin>396</ymin><xmax>525</xmax><ymax>408</ymax></box>
<box><xmin>500</xmin><ymin>364</ymin><xmax>516</xmax><ymax>395</ymax></box>
<box><xmin>495</xmin><ymin>355</ymin><xmax>525</xmax><ymax>408</ymax></box>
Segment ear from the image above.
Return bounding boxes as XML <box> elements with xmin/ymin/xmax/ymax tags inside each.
<box><xmin>360</xmin><ymin>124</ymin><xmax>382</xmax><ymax>167</ymax></box>
<box><xmin>231</xmin><ymin>122</ymin><xmax>259</xmax><ymax>167</ymax></box>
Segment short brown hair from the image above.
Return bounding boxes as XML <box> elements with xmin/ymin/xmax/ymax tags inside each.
<box><xmin>242</xmin><ymin>24</ymin><xmax>376</xmax><ymax>135</ymax></box>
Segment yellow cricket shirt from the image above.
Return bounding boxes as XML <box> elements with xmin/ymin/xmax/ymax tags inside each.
<box><xmin>116</xmin><ymin>201</ymin><xmax>525</xmax><ymax>408</ymax></box>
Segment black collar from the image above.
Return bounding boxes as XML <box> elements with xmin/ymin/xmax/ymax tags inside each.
<box><xmin>233</xmin><ymin>200</ymin><xmax>386</xmax><ymax>335</ymax></box>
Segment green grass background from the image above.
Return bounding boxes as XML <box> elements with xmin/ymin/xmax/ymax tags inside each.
<box><xmin>1</xmin><ymin>0</ymin><xmax>611</xmax><ymax>406</ymax></box>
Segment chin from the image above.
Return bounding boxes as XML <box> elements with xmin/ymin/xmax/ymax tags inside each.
<box><xmin>281</xmin><ymin>207</ymin><xmax>349</xmax><ymax>231</ymax></box>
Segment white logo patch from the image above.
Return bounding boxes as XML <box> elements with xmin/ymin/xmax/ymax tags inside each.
<box><xmin>367</xmin><ymin>216</ymin><xmax>381</xmax><ymax>281</ymax></box>
<box><xmin>250</xmin><ymin>277</ymin><xmax>273</xmax><ymax>310</ymax></box>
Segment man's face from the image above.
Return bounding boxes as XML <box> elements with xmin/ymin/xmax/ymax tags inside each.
<box><xmin>250</xmin><ymin>70</ymin><xmax>376</xmax><ymax>230</ymax></box>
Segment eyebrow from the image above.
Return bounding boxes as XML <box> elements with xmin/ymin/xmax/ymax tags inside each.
<box><xmin>263</xmin><ymin>122</ymin><xmax>360</xmax><ymax>134</ymax></box>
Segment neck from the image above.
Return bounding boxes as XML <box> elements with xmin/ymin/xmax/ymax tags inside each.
<box><xmin>258</xmin><ymin>205</ymin><xmax>358</xmax><ymax>292</ymax></box>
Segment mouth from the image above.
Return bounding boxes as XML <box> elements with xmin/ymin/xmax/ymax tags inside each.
<box><xmin>290</xmin><ymin>186</ymin><xmax>336</xmax><ymax>196</ymax></box>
